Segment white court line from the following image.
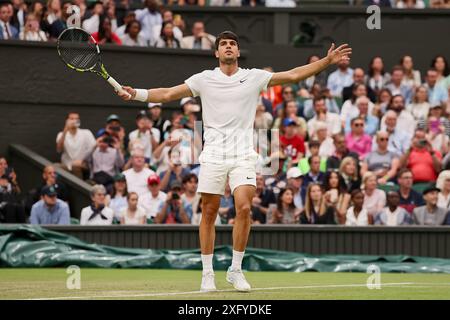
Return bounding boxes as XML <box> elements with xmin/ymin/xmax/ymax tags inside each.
<box><xmin>25</xmin><ymin>282</ymin><xmax>423</xmax><ymax>300</ymax></box>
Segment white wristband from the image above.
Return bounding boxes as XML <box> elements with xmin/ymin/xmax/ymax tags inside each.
<box><xmin>133</xmin><ymin>89</ymin><xmax>149</xmax><ymax>102</ymax></box>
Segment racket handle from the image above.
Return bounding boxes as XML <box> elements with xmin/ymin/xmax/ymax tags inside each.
<box><xmin>107</xmin><ymin>76</ymin><xmax>131</xmax><ymax>98</ymax></box>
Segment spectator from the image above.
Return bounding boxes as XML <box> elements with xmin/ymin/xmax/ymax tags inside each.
<box><xmin>251</xmin><ymin>174</ymin><xmax>277</xmax><ymax>224</ymax></box>
<box><xmin>152</xmin><ymin>9</ymin><xmax>183</xmax><ymax>44</ymax></box>
<box><xmin>400</xmin><ymin>55</ymin><xmax>421</xmax><ymax>89</ymax></box>
<box><xmin>20</xmin><ymin>13</ymin><xmax>47</xmax><ymax>41</ymax></box>
<box><xmin>268</xmin><ymin>188</ymin><xmax>300</xmax><ymax>224</ymax></box>
<box><xmin>139</xmin><ymin>174</ymin><xmax>167</xmax><ymax>222</ymax></box>
<box><xmin>152</xmin><ymin>133</ymin><xmax>182</xmax><ymax>175</ymax></box>
<box><xmin>307</xmin><ymin>97</ymin><xmax>341</xmax><ymax>138</ymax></box>
<box><xmin>400</xmin><ymin>128</ymin><xmax>442</xmax><ymax>183</ymax></box>
<box><xmin>122</xmin><ymin>148</ymin><xmax>155</xmax><ymax>197</ymax></box>
<box><xmin>135</xmin><ymin>0</ymin><xmax>162</xmax><ymax>46</ymax></box>
<box><xmin>261</xmin><ymin>66</ymin><xmax>283</xmax><ymax>109</ymax></box>
<box><xmin>340</xmin><ymin>84</ymin><xmax>375</xmax><ymax>126</ymax></box>
<box><xmin>181</xmin><ymin>173</ymin><xmax>200</xmax><ymax>222</ymax></box>
<box><xmin>45</xmin><ymin>0</ymin><xmax>61</xmax><ymax>26</ymax></box>
<box><xmin>30</xmin><ymin>185</ymin><xmax>70</xmax><ymax>225</ymax></box>
<box><xmin>345</xmin><ymin>116</ymin><xmax>372</xmax><ymax>160</ymax></box>
<box><xmin>326</xmin><ymin>59</ymin><xmax>353</xmax><ymax>98</ymax></box>
<box><xmin>381</xmin><ymin>95</ymin><xmax>416</xmax><ymax>138</ymax></box>
<box><xmin>323</xmin><ymin>170</ymin><xmax>351</xmax><ymax>222</ymax></box>
<box><xmin>345</xmin><ymin>189</ymin><xmax>372</xmax><ymax>226</ymax></box>
<box><xmin>56</xmin><ymin>112</ymin><xmax>96</xmax><ymax>179</ymax></box>
<box><xmin>80</xmin><ymin>184</ymin><xmax>113</xmax><ymax>225</ymax></box>
<box><xmin>314</xmin><ymin>123</ymin><xmax>335</xmax><ymax>158</ymax></box>
<box><xmin>82</xmin><ymin>1</ymin><xmax>104</xmax><ymax>34</ymax></box>
<box><xmin>154</xmin><ymin>21</ymin><xmax>180</xmax><ymax>48</ymax></box>
<box><xmin>431</xmin><ymin>55</ymin><xmax>449</xmax><ymax>85</ymax></box>
<box><xmin>367</xmin><ymin>56</ymin><xmax>391</xmax><ymax>94</ymax></box>
<box><xmin>380</xmin><ymin>110</ymin><xmax>411</xmax><ymax>156</ymax></box>
<box><xmin>36</xmin><ymin>165</ymin><xmax>68</xmax><ymax>202</ymax></box>
<box><xmin>128</xmin><ymin>110</ymin><xmax>160</xmax><ymax>164</ymax></box>
<box><xmin>273</xmin><ymin>85</ymin><xmax>296</xmax><ymax>116</ymax></box>
<box><xmin>286</xmin><ymin>167</ymin><xmax>304</xmax><ymax>209</ymax></box>
<box><xmin>120</xmin><ymin>19</ymin><xmax>146</xmax><ymax>46</ymax></box>
<box><xmin>397</xmin><ymin>168</ymin><xmax>425</xmax><ymax>214</ymax></box>
<box><xmin>106</xmin><ymin>173</ymin><xmax>128</xmax><ymax>223</ymax></box>
<box><xmin>273</xmin><ymin>100</ymin><xmax>306</xmax><ymax>138</ymax></box>
<box><xmin>102</xmin><ymin>114</ymin><xmax>128</xmax><ymax>161</ymax></box>
<box><xmin>0</xmin><ymin>166</ymin><xmax>25</xmax><ymax>223</ymax></box>
<box><xmin>425</xmin><ymin>104</ymin><xmax>450</xmax><ymax>155</ymax></box>
<box><xmin>115</xmin><ymin>10</ymin><xmax>136</xmax><ymax>38</ymax></box>
<box><xmin>180</xmin><ymin>21</ymin><xmax>215</xmax><ymax>50</ymax></box>
<box><xmin>396</xmin><ymin>0</ymin><xmax>425</xmax><ymax>8</ymax></box>
<box><xmin>148</xmin><ymin>102</ymin><xmax>171</xmax><ymax>139</ymax></box>
<box><xmin>92</xmin><ymin>16</ymin><xmax>122</xmax><ymax>45</ymax></box>
<box><xmin>10</xmin><ymin>0</ymin><xmax>26</xmax><ymax>32</ymax></box>
<box><xmin>437</xmin><ymin>171</ymin><xmax>450</xmax><ymax>210</ymax></box>
<box><xmin>159</xmin><ymin>147</ymin><xmax>191</xmax><ymax>192</ymax></box>
<box><xmin>364</xmin><ymin>0</ymin><xmax>391</xmax><ymax>6</ymax></box>
<box><xmin>155</xmin><ymin>181</ymin><xmax>190</xmax><ymax>224</ymax></box>
<box><xmin>327</xmin><ymin>133</ymin><xmax>360</xmax><ymax>170</ymax></box>
<box><xmin>254</xmin><ymin>100</ymin><xmax>273</xmax><ymax>131</ymax></box>
<box><xmin>300</xmin><ymin>155</ymin><xmax>325</xmax><ymax>201</ymax></box>
<box><xmin>344</xmin><ymin>96</ymin><xmax>379</xmax><ymax>135</ymax></box>
<box><xmin>413</xmin><ymin>185</ymin><xmax>448</xmax><ymax>226</ymax></box>
<box><xmin>385</xmin><ymin>66</ymin><xmax>413</xmax><ymax>104</ymax></box>
<box><xmin>374</xmin><ymin>191</ymin><xmax>413</xmax><ymax>226</ymax></box>
<box><xmin>300</xmin><ymin>139</ymin><xmax>328</xmax><ymax>173</ymax></box>
<box><xmin>302</xmin><ymin>87</ymin><xmax>340</xmax><ymax>120</ymax></box>
<box><xmin>120</xmin><ymin>192</ymin><xmax>146</xmax><ymax>225</ymax></box>
<box><xmin>424</xmin><ymin>68</ymin><xmax>448</xmax><ymax>106</ymax></box>
<box><xmin>342</xmin><ymin>67</ymin><xmax>376</xmax><ymax>103</ymax></box>
<box><xmin>48</xmin><ymin>1</ymin><xmax>72</xmax><ymax>39</ymax></box>
<box><xmin>178</xmin><ymin>0</ymin><xmax>206</xmax><ymax>5</ymax></box>
<box><xmin>180</xmin><ymin>97</ymin><xmax>201</xmax><ymax>131</ymax></box>
<box><xmin>407</xmin><ymin>86</ymin><xmax>430</xmax><ymax>121</ymax></box>
<box><xmin>373</xmin><ymin>88</ymin><xmax>392</xmax><ymax>117</ymax></box>
<box><xmin>300</xmin><ymin>183</ymin><xmax>336</xmax><ymax>224</ymax></box>
<box><xmin>0</xmin><ymin>2</ymin><xmax>19</xmax><ymax>39</ymax></box>
<box><xmin>297</xmin><ymin>55</ymin><xmax>327</xmax><ymax>97</ymax></box>
<box><xmin>362</xmin><ymin>171</ymin><xmax>386</xmax><ymax>218</ymax></box>
<box><xmin>362</xmin><ymin>131</ymin><xmax>400</xmax><ymax>184</ymax></box>
<box><xmin>279</xmin><ymin>118</ymin><xmax>305</xmax><ymax>164</ymax></box>
<box><xmin>340</xmin><ymin>156</ymin><xmax>361</xmax><ymax>193</ymax></box>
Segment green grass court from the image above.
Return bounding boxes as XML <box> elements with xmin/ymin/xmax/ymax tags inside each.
<box><xmin>1</xmin><ymin>269</ymin><xmax>449</xmax><ymax>300</ymax></box>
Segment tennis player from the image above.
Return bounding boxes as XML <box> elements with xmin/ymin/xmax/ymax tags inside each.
<box><xmin>118</xmin><ymin>31</ymin><xmax>351</xmax><ymax>292</ymax></box>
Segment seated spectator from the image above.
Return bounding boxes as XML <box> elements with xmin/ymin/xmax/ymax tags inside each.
<box><xmin>260</xmin><ymin>67</ymin><xmax>282</xmax><ymax>110</ymax></box>
<box><xmin>155</xmin><ymin>181</ymin><xmax>190</xmax><ymax>224</ymax></box>
<box><xmin>307</xmin><ymin>97</ymin><xmax>341</xmax><ymax>138</ymax></box>
<box><xmin>380</xmin><ymin>110</ymin><xmax>411</xmax><ymax>156</ymax></box>
<box><xmin>397</xmin><ymin>168</ymin><xmax>425</xmax><ymax>214</ymax></box>
<box><xmin>344</xmin><ymin>96</ymin><xmax>379</xmax><ymax>136</ymax></box>
<box><xmin>400</xmin><ymin>128</ymin><xmax>442</xmax><ymax>183</ymax></box>
<box><xmin>364</xmin><ymin>0</ymin><xmax>391</xmax><ymax>6</ymax></box>
<box><xmin>437</xmin><ymin>171</ymin><xmax>450</xmax><ymax>210</ymax></box>
<box><xmin>92</xmin><ymin>16</ymin><xmax>122</xmax><ymax>45</ymax></box>
<box><xmin>300</xmin><ymin>139</ymin><xmax>328</xmax><ymax>174</ymax></box>
<box><xmin>400</xmin><ymin>55</ymin><xmax>422</xmax><ymax>89</ymax></box>
<box><xmin>135</xmin><ymin>0</ymin><xmax>162</xmax><ymax>46</ymax></box>
<box><xmin>180</xmin><ymin>21</ymin><xmax>215</xmax><ymax>50</ymax></box>
<box><xmin>407</xmin><ymin>86</ymin><xmax>430</xmax><ymax>121</ymax></box>
<box><xmin>128</xmin><ymin>110</ymin><xmax>160</xmax><ymax>164</ymax></box>
<box><xmin>152</xmin><ymin>9</ymin><xmax>183</xmax><ymax>44</ymax></box>
<box><xmin>362</xmin><ymin>171</ymin><xmax>386</xmax><ymax>218</ymax></box>
<box><xmin>122</xmin><ymin>148</ymin><xmax>155</xmax><ymax>197</ymax></box>
<box><xmin>115</xmin><ymin>10</ymin><xmax>136</xmax><ymax>38</ymax></box>
<box><xmin>280</xmin><ymin>118</ymin><xmax>305</xmax><ymax>164</ymax></box>
<box><xmin>80</xmin><ymin>185</ymin><xmax>113</xmax><ymax>225</ymax></box>
<box><xmin>48</xmin><ymin>1</ymin><xmax>71</xmax><ymax>39</ymax></box>
<box><xmin>178</xmin><ymin>0</ymin><xmax>206</xmax><ymax>6</ymax></box>
<box><xmin>297</xmin><ymin>55</ymin><xmax>327</xmax><ymax>98</ymax></box>
<box><xmin>106</xmin><ymin>173</ymin><xmax>128</xmax><ymax>223</ymax></box>
<box><xmin>251</xmin><ymin>174</ymin><xmax>277</xmax><ymax>224</ymax></box>
<box><xmin>374</xmin><ymin>191</ymin><xmax>413</xmax><ymax>226</ymax></box>
<box><xmin>302</xmin><ymin>87</ymin><xmax>340</xmax><ymax>121</ymax></box>
<box><xmin>286</xmin><ymin>167</ymin><xmax>304</xmax><ymax>209</ymax></box>
<box><xmin>139</xmin><ymin>174</ymin><xmax>166</xmax><ymax>222</ymax></box>
<box><xmin>0</xmin><ymin>168</ymin><xmax>25</xmax><ymax>223</ymax></box>
<box><xmin>362</xmin><ymin>131</ymin><xmax>400</xmax><ymax>184</ymax></box>
<box><xmin>82</xmin><ymin>1</ymin><xmax>104</xmax><ymax>34</ymax></box>
<box><xmin>323</xmin><ymin>170</ymin><xmax>351</xmax><ymax>221</ymax></box>
<box><xmin>327</xmin><ymin>133</ymin><xmax>360</xmax><ymax>170</ymax></box>
<box><xmin>301</xmin><ymin>155</ymin><xmax>325</xmax><ymax>201</ymax></box>
<box><xmin>254</xmin><ymin>100</ymin><xmax>273</xmax><ymax>131</ymax></box>
<box><xmin>20</xmin><ymin>13</ymin><xmax>47</xmax><ymax>41</ymax></box>
<box><xmin>86</xmin><ymin>132</ymin><xmax>125</xmax><ymax>189</ymax></box>
<box><xmin>159</xmin><ymin>148</ymin><xmax>191</xmax><ymax>192</ymax></box>
<box><xmin>326</xmin><ymin>59</ymin><xmax>353</xmax><ymax>98</ymax></box>
<box><xmin>268</xmin><ymin>188</ymin><xmax>301</xmax><ymax>224</ymax></box>
<box><xmin>31</xmin><ymin>165</ymin><xmax>68</xmax><ymax>204</ymax></box>
<box><xmin>413</xmin><ymin>185</ymin><xmax>448</xmax><ymax>226</ymax></box>
<box><xmin>424</xmin><ymin>68</ymin><xmax>448</xmax><ymax>106</ymax></box>
<box><xmin>313</xmin><ymin>123</ymin><xmax>335</xmax><ymax>158</ymax></box>
<box><xmin>273</xmin><ymin>85</ymin><xmax>296</xmax><ymax>116</ymax></box>
<box><xmin>56</xmin><ymin>112</ymin><xmax>96</xmax><ymax>179</ymax></box>
<box><xmin>345</xmin><ymin>189</ymin><xmax>372</xmax><ymax>226</ymax></box>
<box><xmin>385</xmin><ymin>66</ymin><xmax>413</xmax><ymax>104</ymax></box>
<box><xmin>340</xmin><ymin>156</ymin><xmax>361</xmax><ymax>193</ymax></box>
<box><xmin>155</xmin><ymin>21</ymin><xmax>180</xmax><ymax>48</ymax></box>
<box><xmin>180</xmin><ymin>97</ymin><xmax>201</xmax><ymax>131</ymax></box>
<box><xmin>422</xmin><ymin>104</ymin><xmax>450</xmax><ymax>155</ymax></box>
<box><xmin>381</xmin><ymin>95</ymin><xmax>416</xmax><ymax>138</ymax></box>
<box><xmin>367</xmin><ymin>56</ymin><xmax>391</xmax><ymax>95</ymax></box>
<box><xmin>120</xmin><ymin>19</ymin><xmax>146</xmax><ymax>46</ymax></box>
<box><xmin>396</xmin><ymin>0</ymin><xmax>425</xmax><ymax>8</ymax></box>
<box><xmin>300</xmin><ymin>183</ymin><xmax>336</xmax><ymax>224</ymax></box>
<box><xmin>30</xmin><ymin>186</ymin><xmax>70</xmax><ymax>225</ymax></box>
<box><xmin>0</xmin><ymin>2</ymin><xmax>19</xmax><ymax>39</ymax></box>
<box><xmin>120</xmin><ymin>192</ymin><xmax>146</xmax><ymax>225</ymax></box>
<box><xmin>148</xmin><ymin>102</ymin><xmax>171</xmax><ymax>139</ymax></box>
<box><xmin>431</xmin><ymin>55</ymin><xmax>449</xmax><ymax>86</ymax></box>
<box><xmin>345</xmin><ymin>117</ymin><xmax>373</xmax><ymax>160</ymax></box>
<box><xmin>373</xmin><ymin>88</ymin><xmax>392</xmax><ymax>117</ymax></box>
<box><xmin>272</xmin><ymin>100</ymin><xmax>306</xmax><ymax>138</ymax></box>
<box><xmin>342</xmin><ymin>67</ymin><xmax>376</xmax><ymax>103</ymax></box>
<box><xmin>340</xmin><ymin>85</ymin><xmax>375</xmax><ymax>126</ymax></box>
<box><xmin>181</xmin><ymin>173</ymin><xmax>200</xmax><ymax>223</ymax></box>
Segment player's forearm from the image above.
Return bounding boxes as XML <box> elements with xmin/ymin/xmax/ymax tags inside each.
<box><xmin>289</xmin><ymin>56</ymin><xmax>331</xmax><ymax>83</ymax></box>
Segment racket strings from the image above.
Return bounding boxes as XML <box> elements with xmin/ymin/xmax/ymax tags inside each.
<box><xmin>58</xmin><ymin>28</ymin><xmax>99</xmax><ymax>70</ymax></box>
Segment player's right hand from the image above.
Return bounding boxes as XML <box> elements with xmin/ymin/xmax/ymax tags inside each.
<box><xmin>119</xmin><ymin>86</ymin><xmax>136</xmax><ymax>101</ymax></box>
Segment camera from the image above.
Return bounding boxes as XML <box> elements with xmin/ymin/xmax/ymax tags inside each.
<box><xmin>102</xmin><ymin>136</ymin><xmax>114</xmax><ymax>146</ymax></box>
<box><xmin>172</xmin><ymin>192</ymin><xmax>180</xmax><ymax>200</ymax></box>
<box><xmin>418</xmin><ymin>139</ymin><xmax>427</xmax><ymax>147</ymax></box>
<box><xmin>110</xmin><ymin>126</ymin><xmax>121</xmax><ymax>132</ymax></box>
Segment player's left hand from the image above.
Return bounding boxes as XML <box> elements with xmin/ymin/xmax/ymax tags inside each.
<box><xmin>327</xmin><ymin>43</ymin><xmax>352</xmax><ymax>65</ymax></box>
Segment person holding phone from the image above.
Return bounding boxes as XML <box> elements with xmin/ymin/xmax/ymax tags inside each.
<box><xmin>154</xmin><ymin>181</ymin><xmax>190</xmax><ymax>224</ymax></box>
<box><xmin>19</xmin><ymin>13</ymin><xmax>47</xmax><ymax>41</ymax></box>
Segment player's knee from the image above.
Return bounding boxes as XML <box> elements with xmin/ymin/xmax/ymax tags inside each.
<box><xmin>235</xmin><ymin>204</ymin><xmax>251</xmax><ymax>217</ymax></box>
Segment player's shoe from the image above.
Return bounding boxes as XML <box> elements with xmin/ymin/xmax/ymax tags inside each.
<box><xmin>226</xmin><ymin>267</ymin><xmax>251</xmax><ymax>292</ymax></box>
<box><xmin>200</xmin><ymin>271</ymin><xmax>217</xmax><ymax>292</ymax></box>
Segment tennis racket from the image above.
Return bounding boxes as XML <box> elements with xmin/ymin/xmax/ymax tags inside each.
<box><xmin>57</xmin><ymin>27</ymin><xmax>130</xmax><ymax>97</ymax></box>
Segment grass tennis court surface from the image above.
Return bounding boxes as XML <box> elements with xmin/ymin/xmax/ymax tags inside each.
<box><xmin>1</xmin><ymin>269</ymin><xmax>449</xmax><ymax>300</ymax></box>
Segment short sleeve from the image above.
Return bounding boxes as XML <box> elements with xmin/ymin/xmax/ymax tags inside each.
<box><xmin>252</xmin><ymin>69</ymin><xmax>273</xmax><ymax>92</ymax></box>
<box><xmin>184</xmin><ymin>72</ymin><xmax>204</xmax><ymax>97</ymax></box>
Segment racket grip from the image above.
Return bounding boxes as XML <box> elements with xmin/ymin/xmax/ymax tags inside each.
<box><xmin>107</xmin><ymin>76</ymin><xmax>130</xmax><ymax>98</ymax></box>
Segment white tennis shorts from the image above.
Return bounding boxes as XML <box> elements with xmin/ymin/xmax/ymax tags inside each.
<box><xmin>197</xmin><ymin>152</ymin><xmax>258</xmax><ymax>195</ymax></box>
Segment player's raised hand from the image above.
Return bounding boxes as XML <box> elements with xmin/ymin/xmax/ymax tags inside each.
<box><xmin>118</xmin><ymin>86</ymin><xmax>136</xmax><ymax>101</ymax></box>
<box><xmin>327</xmin><ymin>43</ymin><xmax>352</xmax><ymax>65</ymax></box>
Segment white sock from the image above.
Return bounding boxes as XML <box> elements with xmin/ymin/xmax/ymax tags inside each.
<box><xmin>231</xmin><ymin>250</ymin><xmax>245</xmax><ymax>271</ymax></box>
<box><xmin>201</xmin><ymin>254</ymin><xmax>214</xmax><ymax>273</ymax></box>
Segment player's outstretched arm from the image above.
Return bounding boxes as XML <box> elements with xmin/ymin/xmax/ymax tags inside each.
<box><xmin>269</xmin><ymin>43</ymin><xmax>352</xmax><ymax>87</ymax></box>
<box><xmin>117</xmin><ymin>83</ymin><xmax>193</xmax><ymax>103</ymax></box>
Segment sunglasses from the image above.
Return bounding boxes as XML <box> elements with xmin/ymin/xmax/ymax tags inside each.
<box><xmin>378</xmin><ymin>137</ymin><xmax>388</xmax><ymax>141</ymax></box>
<box><xmin>353</xmin><ymin>123</ymin><xmax>364</xmax><ymax>127</ymax></box>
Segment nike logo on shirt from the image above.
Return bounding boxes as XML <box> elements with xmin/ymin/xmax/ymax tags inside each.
<box><xmin>240</xmin><ymin>79</ymin><xmax>247</xmax><ymax>83</ymax></box>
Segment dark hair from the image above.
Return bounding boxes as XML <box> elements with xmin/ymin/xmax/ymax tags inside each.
<box><xmin>182</xmin><ymin>173</ymin><xmax>198</xmax><ymax>185</ymax></box>
<box><xmin>276</xmin><ymin>187</ymin><xmax>296</xmax><ymax>212</ymax></box>
<box><xmin>368</xmin><ymin>56</ymin><xmax>385</xmax><ymax>77</ymax></box>
<box><xmin>215</xmin><ymin>30</ymin><xmax>239</xmax><ymax>50</ymax></box>
<box><xmin>307</xmin><ymin>54</ymin><xmax>320</xmax><ymax>64</ymax></box>
<box><xmin>351</xmin><ymin>83</ymin><xmax>366</xmax><ymax>103</ymax></box>
<box><xmin>431</xmin><ymin>55</ymin><xmax>450</xmax><ymax>77</ymax></box>
<box><xmin>323</xmin><ymin>170</ymin><xmax>347</xmax><ymax>194</ymax></box>
<box><xmin>397</xmin><ymin>168</ymin><xmax>412</xmax><ymax>180</ymax></box>
<box><xmin>111</xmin><ymin>180</ymin><xmax>128</xmax><ymax>198</ymax></box>
<box><xmin>308</xmin><ymin>140</ymin><xmax>321</xmax><ymax>149</ymax></box>
<box><xmin>125</xmin><ymin>19</ymin><xmax>141</xmax><ymax>35</ymax></box>
<box><xmin>308</xmin><ymin>155</ymin><xmax>321</xmax><ymax>165</ymax></box>
<box><xmin>377</xmin><ymin>88</ymin><xmax>392</xmax><ymax>104</ymax></box>
<box><xmin>391</xmin><ymin>65</ymin><xmax>404</xmax><ymax>74</ymax></box>
<box><xmin>98</xmin><ymin>15</ymin><xmax>112</xmax><ymax>42</ymax></box>
<box><xmin>313</xmin><ymin>96</ymin><xmax>325</xmax><ymax>106</ymax></box>
<box><xmin>350</xmin><ymin>188</ymin><xmax>364</xmax><ymax>199</ymax></box>
<box><xmin>65</xmin><ymin>111</ymin><xmax>79</xmax><ymax>120</ymax></box>
<box><xmin>126</xmin><ymin>191</ymin><xmax>138</xmax><ymax>201</ymax></box>
<box><xmin>350</xmin><ymin>116</ymin><xmax>365</xmax><ymax>125</ymax></box>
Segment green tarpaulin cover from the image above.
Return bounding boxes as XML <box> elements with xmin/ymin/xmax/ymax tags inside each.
<box><xmin>1</xmin><ymin>225</ymin><xmax>449</xmax><ymax>273</ymax></box>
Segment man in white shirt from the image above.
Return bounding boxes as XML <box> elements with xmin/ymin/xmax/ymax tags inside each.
<box><xmin>180</xmin><ymin>21</ymin><xmax>215</xmax><ymax>50</ymax></box>
<box><xmin>152</xmin><ymin>9</ymin><xmax>183</xmax><ymax>45</ymax></box>
<box><xmin>128</xmin><ymin>110</ymin><xmax>160</xmax><ymax>164</ymax></box>
<box><xmin>307</xmin><ymin>97</ymin><xmax>341</xmax><ymax>138</ymax></box>
<box><xmin>139</xmin><ymin>174</ymin><xmax>167</xmax><ymax>221</ymax></box>
<box><xmin>380</xmin><ymin>94</ymin><xmax>416</xmax><ymax>138</ymax></box>
<box><xmin>326</xmin><ymin>59</ymin><xmax>354</xmax><ymax>97</ymax></box>
<box><xmin>118</xmin><ymin>31</ymin><xmax>351</xmax><ymax>292</ymax></box>
<box><xmin>56</xmin><ymin>112</ymin><xmax>96</xmax><ymax>179</ymax></box>
<box><xmin>122</xmin><ymin>148</ymin><xmax>155</xmax><ymax>198</ymax></box>
<box><xmin>81</xmin><ymin>1</ymin><xmax>104</xmax><ymax>34</ymax></box>
<box><xmin>0</xmin><ymin>3</ymin><xmax>18</xmax><ymax>39</ymax></box>
<box><xmin>135</xmin><ymin>0</ymin><xmax>162</xmax><ymax>46</ymax></box>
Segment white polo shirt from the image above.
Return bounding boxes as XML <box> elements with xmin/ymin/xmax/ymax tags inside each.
<box><xmin>122</xmin><ymin>167</ymin><xmax>155</xmax><ymax>198</ymax></box>
<box><xmin>139</xmin><ymin>190</ymin><xmax>167</xmax><ymax>218</ymax></box>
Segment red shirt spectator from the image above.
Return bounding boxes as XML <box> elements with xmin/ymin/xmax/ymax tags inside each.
<box><xmin>92</xmin><ymin>31</ymin><xmax>122</xmax><ymax>45</ymax></box>
<box><xmin>280</xmin><ymin>118</ymin><xmax>305</xmax><ymax>161</ymax></box>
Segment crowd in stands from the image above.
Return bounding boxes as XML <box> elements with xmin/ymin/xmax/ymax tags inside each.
<box><xmin>1</xmin><ymin>0</ymin><xmax>450</xmax><ymax>44</ymax></box>
<box><xmin>1</xmin><ymin>50</ymin><xmax>450</xmax><ymax>227</ymax></box>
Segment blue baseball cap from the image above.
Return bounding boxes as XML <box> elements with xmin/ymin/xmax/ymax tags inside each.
<box><xmin>283</xmin><ymin>118</ymin><xmax>296</xmax><ymax>127</ymax></box>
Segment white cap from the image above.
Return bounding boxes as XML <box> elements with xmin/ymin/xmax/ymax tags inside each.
<box><xmin>148</xmin><ymin>102</ymin><xmax>162</xmax><ymax>109</ymax></box>
<box><xmin>286</xmin><ymin>167</ymin><xmax>303</xmax><ymax>179</ymax></box>
<box><xmin>180</xmin><ymin>97</ymin><xmax>201</xmax><ymax>112</ymax></box>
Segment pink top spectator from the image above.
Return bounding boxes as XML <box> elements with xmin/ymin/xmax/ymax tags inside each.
<box><xmin>345</xmin><ymin>133</ymin><xmax>372</xmax><ymax>160</ymax></box>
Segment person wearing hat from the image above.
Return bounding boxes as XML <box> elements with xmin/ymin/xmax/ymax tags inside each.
<box><xmin>148</xmin><ymin>102</ymin><xmax>171</xmax><ymax>138</ymax></box>
<box><xmin>180</xmin><ymin>97</ymin><xmax>201</xmax><ymax>130</ymax></box>
<box><xmin>139</xmin><ymin>174</ymin><xmax>167</xmax><ymax>222</ymax></box>
<box><xmin>29</xmin><ymin>185</ymin><xmax>70</xmax><ymax>225</ymax></box>
<box><xmin>106</xmin><ymin>173</ymin><xmax>129</xmax><ymax>223</ymax></box>
<box><xmin>154</xmin><ymin>179</ymin><xmax>190</xmax><ymax>224</ymax></box>
<box><xmin>413</xmin><ymin>185</ymin><xmax>449</xmax><ymax>226</ymax></box>
<box><xmin>128</xmin><ymin>110</ymin><xmax>160</xmax><ymax>164</ymax></box>
<box><xmin>279</xmin><ymin>117</ymin><xmax>305</xmax><ymax>164</ymax></box>
<box><xmin>102</xmin><ymin>114</ymin><xmax>128</xmax><ymax>156</ymax></box>
<box><xmin>286</xmin><ymin>167</ymin><xmax>303</xmax><ymax>209</ymax></box>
